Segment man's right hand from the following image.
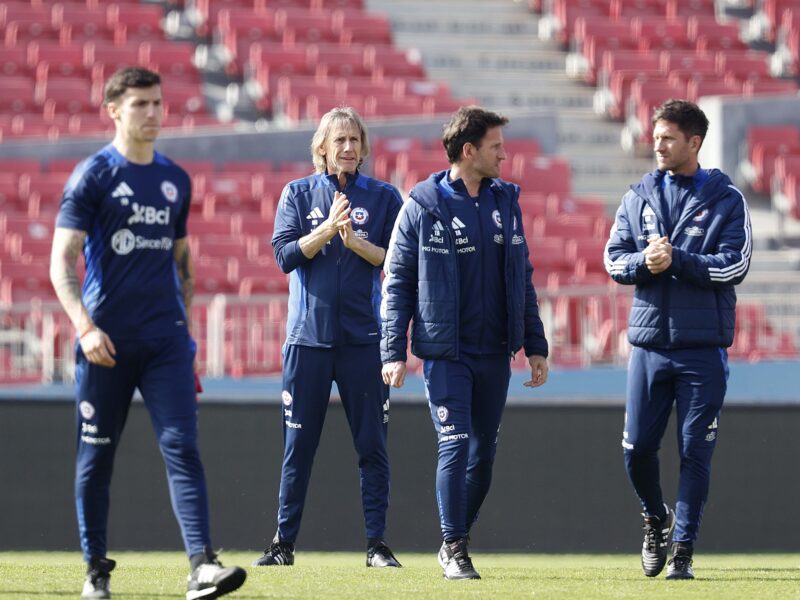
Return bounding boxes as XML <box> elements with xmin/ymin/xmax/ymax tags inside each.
<box><xmin>643</xmin><ymin>236</ymin><xmax>672</xmax><ymax>274</ymax></box>
<box><xmin>324</xmin><ymin>191</ymin><xmax>352</xmax><ymax>237</ymax></box>
<box><xmin>79</xmin><ymin>327</ymin><xmax>117</xmax><ymax>368</ymax></box>
<box><xmin>382</xmin><ymin>361</ymin><xmax>407</xmax><ymax>388</ymax></box>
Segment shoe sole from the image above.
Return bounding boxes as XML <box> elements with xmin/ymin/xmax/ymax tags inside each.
<box><xmin>666</xmin><ymin>571</ymin><xmax>695</xmax><ymax>580</ymax></box>
<box><xmin>443</xmin><ymin>572</ymin><xmax>482</xmax><ymax>580</ymax></box>
<box><xmin>186</xmin><ymin>569</ymin><xmax>247</xmax><ymax>600</ymax></box>
<box><xmin>251</xmin><ymin>557</ymin><xmax>293</xmax><ymax>567</ymax></box>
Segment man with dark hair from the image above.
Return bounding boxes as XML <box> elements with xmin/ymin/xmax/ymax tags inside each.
<box><xmin>605</xmin><ymin>99</ymin><xmax>752</xmax><ymax>579</ymax></box>
<box><xmin>381</xmin><ymin>105</ymin><xmax>549</xmax><ymax>580</ymax></box>
<box><xmin>50</xmin><ymin>67</ymin><xmax>246</xmax><ymax>600</ymax></box>
<box><xmin>252</xmin><ymin>106</ymin><xmax>403</xmax><ymax>569</ymax></box>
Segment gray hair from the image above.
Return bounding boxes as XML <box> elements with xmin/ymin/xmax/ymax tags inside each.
<box><xmin>310</xmin><ymin>107</ymin><xmax>370</xmax><ymax>173</ymax></box>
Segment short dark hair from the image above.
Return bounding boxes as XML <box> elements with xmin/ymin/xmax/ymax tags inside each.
<box><xmin>442</xmin><ymin>106</ymin><xmax>509</xmax><ymax>164</ymax></box>
<box><xmin>652</xmin><ymin>99</ymin><xmax>709</xmax><ymax>145</ymax></box>
<box><xmin>103</xmin><ymin>67</ymin><xmax>161</xmax><ymax>106</ymax></box>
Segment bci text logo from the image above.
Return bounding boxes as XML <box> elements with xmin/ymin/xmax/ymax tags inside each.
<box><xmin>128</xmin><ymin>202</ymin><xmax>170</xmax><ymax>226</ymax></box>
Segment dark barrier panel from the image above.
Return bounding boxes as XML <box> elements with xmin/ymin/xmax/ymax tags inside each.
<box><xmin>1</xmin><ymin>400</ymin><xmax>797</xmax><ymax>553</ymax></box>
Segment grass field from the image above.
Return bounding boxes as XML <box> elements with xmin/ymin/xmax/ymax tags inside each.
<box><xmin>0</xmin><ymin>552</ymin><xmax>798</xmax><ymax>599</ymax></box>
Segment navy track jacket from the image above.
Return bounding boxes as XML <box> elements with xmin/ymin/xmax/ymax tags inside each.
<box><xmin>604</xmin><ymin>168</ymin><xmax>752</xmax><ymax>349</ymax></box>
<box><xmin>380</xmin><ymin>170</ymin><xmax>549</xmax><ymax>363</ymax></box>
<box><xmin>272</xmin><ymin>170</ymin><xmax>402</xmax><ymax>347</ymax></box>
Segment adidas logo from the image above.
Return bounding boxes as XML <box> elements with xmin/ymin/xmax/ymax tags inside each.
<box><xmin>432</xmin><ymin>220</ymin><xmax>444</xmax><ymax>235</ymax></box>
<box><xmin>306</xmin><ymin>207</ymin><xmax>325</xmax><ymax>220</ymax></box>
<box><xmin>111</xmin><ymin>181</ymin><xmax>135</xmax><ymax>198</ymax></box>
<box><xmin>451</xmin><ymin>216</ymin><xmax>466</xmax><ymax>235</ymax></box>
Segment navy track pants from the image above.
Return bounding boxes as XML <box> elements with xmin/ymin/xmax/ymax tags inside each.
<box><xmin>423</xmin><ymin>354</ymin><xmax>511</xmax><ymax>542</ymax></box>
<box><xmin>622</xmin><ymin>345</ymin><xmax>728</xmax><ymax>544</ymax></box>
<box><xmin>276</xmin><ymin>343</ymin><xmax>390</xmax><ymax>544</ymax></box>
<box><xmin>73</xmin><ymin>334</ymin><xmax>210</xmax><ymax>561</ymax></box>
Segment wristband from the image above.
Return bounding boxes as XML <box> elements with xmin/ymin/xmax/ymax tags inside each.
<box><xmin>79</xmin><ymin>327</ymin><xmax>95</xmax><ymax>340</ymax></box>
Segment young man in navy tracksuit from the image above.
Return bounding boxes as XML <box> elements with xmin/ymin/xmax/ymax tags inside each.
<box><xmin>605</xmin><ymin>99</ymin><xmax>752</xmax><ymax>579</ymax></box>
<box><xmin>253</xmin><ymin>107</ymin><xmax>403</xmax><ymax>568</ymax></box>
<box><xmin>381</xmin><ymin>106</ymin><xmax>549</xmax><ymax>580</ymax></box>
<box><xmin>50</xmin><ymin>67</ymin><xmax>245</xmax><ymax>600</ymax></box>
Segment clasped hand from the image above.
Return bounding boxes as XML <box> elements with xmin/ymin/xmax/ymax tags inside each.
<box><xmin>643</xmin><ymin>236</ymin><xmax>672</xmax><ymax>274</ymax></box>
<box><xmin>324</xmin><ymin>191</ymin><xmax>357</xmax><ymax>247</ymax></box>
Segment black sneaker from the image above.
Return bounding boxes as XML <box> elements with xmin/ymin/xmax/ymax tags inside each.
<box><xmin>440</xmin><ymin>538</ymin><xmax>481</xmax><ymax>580</ymax></box>
<box><xmin>186</xmin><ymin>548</ymin><xmax>246</xmax><ymax>600</ymax></box>
<box><xmin>82</xmin><ymin>557</ymin><xmax>116</xmax><ymax>599</ymax></box>
<box><xmin>366</xmin><ymin>540</ymin><xmax>402</xmax><ymax>567</ymax></box>
<box><xmin>252</xmin><ymin>537</ymin><xmax>295</xmax><ymax>566</ymax></box>
<box><xmin>666</xmin><ymin>544</ymin><xmax>695</xmax><ymax>580</ymax></box>
<box><xmin>641</xmin><ymin>507</ymin><xmax>675</xmax><ymax>577</ymax></box>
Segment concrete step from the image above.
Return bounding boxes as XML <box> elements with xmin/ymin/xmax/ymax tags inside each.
<box><xmin>421</xmin><ymin>50</ymin><xmax>566</xmax><ymax>72</ymax></box>
<box><xmin>368</xmin><ymin>0</ymin><xmax>531</xmax><ymax>16</ymax></box>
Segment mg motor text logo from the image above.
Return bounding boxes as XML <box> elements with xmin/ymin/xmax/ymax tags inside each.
<box><xmin>127</xmin><ymin>202</ymin><xmax>170</xmax><ymax>226</ymax></box>
<box><xmin>112</xmin><ymin>229</ymin><xmax>173</xmax><ymax>255</ymax></box>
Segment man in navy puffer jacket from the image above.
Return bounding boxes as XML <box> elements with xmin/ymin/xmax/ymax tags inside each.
<box><xmin>381</xmin><ymin>106</ymin><xmax>549</xmax><ymax>580</ymax></box>
<box><xmin>605</xmin><ymin>99</ymin><xmax>752</xmax><ymax>580</ymax></box>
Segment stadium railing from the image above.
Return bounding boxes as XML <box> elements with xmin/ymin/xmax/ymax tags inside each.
<box><xmin>1</xmin><ymin>287</ymin><xmax>797</xmax><ymax>385</ymax></box>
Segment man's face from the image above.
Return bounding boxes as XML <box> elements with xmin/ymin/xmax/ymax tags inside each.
<box><xmin>653</xmin><ymin>119</ymin><xmax>699</xmax><ymax>175</ymax></box>
<box><xmin>109</xmin><ymin>85</ymin><xmax>163</xmax><ymax>143</ymax></box>
<box><xmin>470</xmin><ymin>126</ymin><xmax>506</xmax><ymax>179</ymax></box>
<box><xmin>321</xmin><ymin>120</ymin><xmax>362</xmax><ymax>176</ymax></box>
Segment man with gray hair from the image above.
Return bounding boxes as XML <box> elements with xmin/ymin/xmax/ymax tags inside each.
<box><xmin>253</xmin><ymin>107</ymin><xmax>403</xmax><ymax>568</ymax></box>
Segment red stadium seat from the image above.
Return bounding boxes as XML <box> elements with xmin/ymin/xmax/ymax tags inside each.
<box><xmin>716</xmin><ymin>50</ymin><xmax>771</xmax><ymax>79</ymax></box>
<box><xmin>580</xmin><ymin>28</ymin><xmax>640</xmax><ymax>84</ymax></box>
<box><xmin>311</xmin><ymin>44</ymin><xmax>371</xmax><ymax>78</ymax></box>
<box><xmin>277</xmin><ymin>10</ymin><xmax>338</xmax><ymax>44</ymax></box>
<box><xmin>333</xmin><ymin>10</ymin><xmax>393</xmax><ymax>45</ymax></box>
<box><xmin>0</xmin><ymin>260</ymin><xmax>53</xmax><ymax>306</ymax></box>
<box><xmin>611</xmin><ymin>0</ymin><xmax>667</xmax><ymax>18</ymax></box>
<box><xmin>743</xmin><ymin>78</ymin><xmax>799</xmax><ymax>95</ymax></box>
<box><xmin>52</xmin><ymin>4</ymin><xmax>116</xmax><ymax>41</ymax></box>
<box><xmin>141</xmin><ymin>41</ymin><xmax>200</xmax><ymax>83</ymax></box>
<box><xmin>0</xmin><ymin>45</ymin><xmax>31</xmax><ymax>77</ymax></box>
<box><xmin>36</xmin><ymin>76</ymin><xmax>101</xmax><ymax>115</ymax></box>
<box><xmin>510</xmin><ymin>156</ymin><xmax>573</xmax><ymax>198</ymax></box>
<box><xmin>0</xmin><ymin>76</ymin><xmax>36</xmax><ymax>113</ymax></box>
<box><xmin>553</xmin><ymin>0</ymin><xmax>611</xmax><ymax>47</ymax></box>
<box><xmin>161</xmin><ymin>82</ymin><xmax>207</xmax><ymax>115</ymax></box>
<box><xmin>366</xmin><ymin>46</ymin><xmax>425</xmax><ymax>78</ymax></box>
<box><xmin>686</xmin><ymin>77</ymin><xmax>743</xmax><ymax>102</ymax></box>
<box><xmin>107</xmin><ymin>2</ymin><xmax>164</xmax><ymax>40</ymax></box>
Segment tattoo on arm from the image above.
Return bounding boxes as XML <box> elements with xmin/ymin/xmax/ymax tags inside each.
<box><xmin>50</xmin><ymin>228</ymin><xmax>92</xmax><ymax>332</ymax></box>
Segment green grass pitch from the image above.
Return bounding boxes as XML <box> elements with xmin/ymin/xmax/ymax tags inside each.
<box><xmin>0</xmin><ymin>552</ymin><xmax>798</xmax><ymax>599</ymax></box>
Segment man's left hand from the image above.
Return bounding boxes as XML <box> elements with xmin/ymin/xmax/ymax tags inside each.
<box><xmin>524</xmin><ymin>355</ymin><xmax>549</xmax><ymax>388</ymax></box>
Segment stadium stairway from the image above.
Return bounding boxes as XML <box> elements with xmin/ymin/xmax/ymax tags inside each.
<box><xmin>368</xmin><ymin>0</ymin><xmax>800</xmax><ymax>271</ymax></box>
<box><xmin>365</xmin><ymin>0</ymin><xmax>655</xmax><ymax>204</ymax></box>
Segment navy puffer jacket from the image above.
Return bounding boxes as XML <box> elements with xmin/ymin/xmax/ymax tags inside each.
<box><xmin>604</xmin><ymin>168</ymin><xmax>752</xmax><ymax>349</ymax></box>
<box><xmin>380</xmin><ymin>170</ymin><xmax>548</xmax><ymax>363</ymax></box>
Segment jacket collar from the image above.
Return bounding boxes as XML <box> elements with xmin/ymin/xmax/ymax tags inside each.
<box><xmin>630</xmin><ymin>167</ymin><xmax>731</xmax><ymax>236</ymax></box>
<box><xmin>312</xmin><ymin>169</ymin><xmax>367</xmax><ymax>191</ymax></box>
<box><xmin>411</xmin><ymin>170</ymin><xmax>507</xmax><ymax>219</ymax></box>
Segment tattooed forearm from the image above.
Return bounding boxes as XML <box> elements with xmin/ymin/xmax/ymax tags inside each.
<box><xmin>174</xmin><ymin>238</ymin><xmax>194</xmax><ymax>329</ymax></box>
<box><xmin>50</xmin><ymin>228</ymin><xmax>93</xmax><ymax>333</ymax></box>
